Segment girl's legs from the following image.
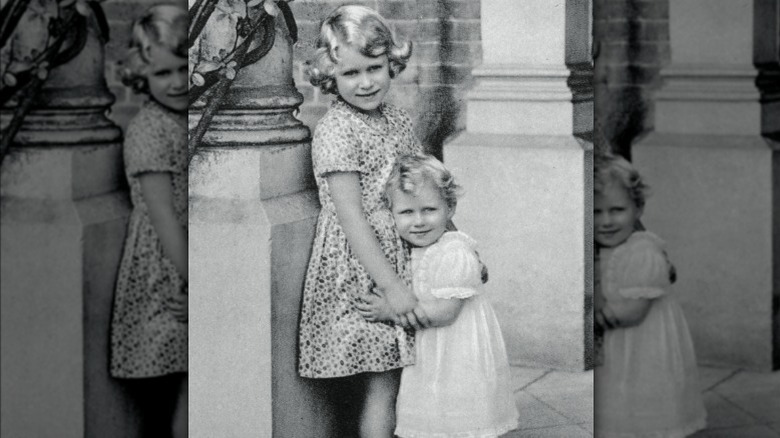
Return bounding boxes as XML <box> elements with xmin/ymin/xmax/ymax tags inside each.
<box><xmin>172</xmin><ymin>373</ymin><xmax>188</xmax><ymax>438</ymax></box>
<box><xmin>359</xmin><ymin>369</ymin><xmax>402</xmax><ymax>438</ymax></box>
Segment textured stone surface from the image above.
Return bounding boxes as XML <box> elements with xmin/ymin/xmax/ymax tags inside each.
<box><xmin>447</xmin><ymin>133</ymin><xmax>589</xmax><ymax>370</ymax></box>
<box><xmin>633</xmin><ymin>0</ymin><xmax>779</xmax><ymax>370</ymax></box>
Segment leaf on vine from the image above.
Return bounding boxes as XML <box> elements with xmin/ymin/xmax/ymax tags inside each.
<box><xmin>263</xmin><ymin>0</ymin><xmax>280</xmax><ymax>17</ymax></box>
<box><xmin>197</xmin><ymin>61</ymin><xmax>222</xmax><ymax>72</ymax></box>
<box><xmin>3</xmin><ymin>73</ymin><xmax>17</xmax><ymax>86</ymax></box>
<box><xmin>59</xmin><ymin>0</ymin><xmax>76</xmax><ymax>7</ymax></box>
<box><xmin>191</xmin><ymin>72</ymin><xmax>206</xmax><ymax>86</ymax></box>
<box><xmin>75</xmin><ymin>0</ymin><xmax>90</xmax><ymax>16</ymax></box>
<box><xmin>246</xmin><ymin>0</ymin><xmax>262</xmax><ymax>7</ymax></box>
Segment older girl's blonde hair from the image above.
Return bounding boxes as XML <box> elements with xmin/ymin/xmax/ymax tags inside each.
<box><xmin>120</xmin><ymin>4</ymin><xmax>187</xmax><ymax>94</ymax></box>
<box><xmin>383</xmin><ymin>154</ymin><xmax>462</xmax><ymax>210</ymax></box>
<box><xmin>307</xmin><ymin>5</ymin><xmax>412</xmax><ymax>95</ymax></box>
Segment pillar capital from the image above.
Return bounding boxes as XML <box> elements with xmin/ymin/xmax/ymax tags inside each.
<box><xmin>655</xmin><ymin>0</ymin><xmax>778</xmax><ymax>135</ymax></box>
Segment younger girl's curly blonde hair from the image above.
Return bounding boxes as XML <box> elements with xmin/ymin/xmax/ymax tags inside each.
<box><xmin>307</xmin><ymin>5</ymin><xmax>412</xmax><ymax>95</ymax></box>
<box><xmin>383</xmin><ymin>154</ymin><xmax>462</xmax><ymax>210</ymax></box>
<box><xmin>120</xmin><ymin>4</ymin><xmax>187</xmax><ymax>94</ymax></box>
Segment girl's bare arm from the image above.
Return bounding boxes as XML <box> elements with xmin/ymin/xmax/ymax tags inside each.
<box><xmin>327</xmin><ymin>172</ymin><xmax>417</xmax><ymax>314</ymax></box>
<box><xmin>139</xmin><ymin>172</ymin><xmax>188</xmax><ymax>282</ymax></box>
<box><xmin>599</xmin><ymin>298</ymin><xmax>652</xmax><ymax>329</ymax></box>
<box><xmin>408</xmin><ymin>298</ymin><xmax>464</xmax><ymax>328</ymax></box>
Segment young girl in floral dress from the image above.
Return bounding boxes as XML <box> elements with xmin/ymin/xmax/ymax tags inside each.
<box><xmin>109</xmin><ymin>5</ymin><xmax>188</xmax><ymax>437</ymax></box>
<box><xmin>297</xmin><ymin>5</ymin><xmax>422</xmax><ymax>437</ymax></box>
<box><xmin>594</xmin><ymin>153</ymin><xmax>706</xmax><ymax>438</ymax></box>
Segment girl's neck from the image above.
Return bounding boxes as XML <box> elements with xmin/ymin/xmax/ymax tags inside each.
<box><xmin>151</xmin><ymin>96</ymin><xmax>187</xmax><ymax>116</ymax></box>
<box><xmin>338</xmin><ymin>96</ymin><xmax>385</xmax><ymax>119</ymax></box>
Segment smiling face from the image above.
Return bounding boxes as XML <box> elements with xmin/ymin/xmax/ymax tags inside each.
<box><xmin>594</xmin><ymin>181</ymin><xmax>642</xmax><ymax>248</ymax></box>
<box><xmin>145</xmin><ymin>44</ymin><xmax>188</xmax><ymax>112</ymax></box>
<box><xmin>333</xmin><ymin>43</ymin><xmax>391</xmax><ymax>117</ymax></box>
<box><xmin>390</xmin><ymin>179</ymin><xmax>455</xmax><ymax>248</ymax></box>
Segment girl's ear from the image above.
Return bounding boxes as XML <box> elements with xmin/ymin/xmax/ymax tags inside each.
<box><xmin>447</xmin><ymin>204</ymin><xmax>456</xmax><ymax>220</ymax></box>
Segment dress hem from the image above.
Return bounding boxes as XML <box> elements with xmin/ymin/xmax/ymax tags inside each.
<box><xmin>298</xmin><ymin>362</ymin><xmax>410</xmax><ymax>379</ymax></box>
<box><xmin>395</xmin><ymin>419</ymin><xmax>518</xmax><ymax>438</ymax></box>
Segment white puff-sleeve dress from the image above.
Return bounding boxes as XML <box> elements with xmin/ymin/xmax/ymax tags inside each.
<box><xmin>395</xmin><ymin>231</ymin><xmax>519</xmax><ymax>438</ymax></box>
<box><xmin>595</xmin><ymin>231</ymin><xmax>706</xmax><ymax>438</ymax></box>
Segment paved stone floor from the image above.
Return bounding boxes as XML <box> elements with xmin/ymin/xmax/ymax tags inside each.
<box><xmin>501</xmin><ymin>366</ymin><xmax>780</xmax><ymax>437</ymax></box>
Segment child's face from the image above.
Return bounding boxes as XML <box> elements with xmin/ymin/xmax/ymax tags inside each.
<box><xmin>145</xmin><ymin>45</ymin><xmax>188</xmax><ymax>112</ymax></box>
<box><xmin>334</xmin><ymin>44</ymin><xmax>391</xmax><ymax>117</ymax></box>
<box><xmin>594</xmin><ymin>182</ymin><xmax>642</xmax><ymax>248</ymax></box>
<box><xmin>390</xmin><ymin>180</ymin><xmax>455</xmax><ymax>248</ymax></box>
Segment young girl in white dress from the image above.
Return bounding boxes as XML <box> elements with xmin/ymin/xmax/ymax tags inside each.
<box><xmin>359</xmin><ymin>154</ymin><xmax>519</xmax><ymax>438</ymax></box>
<box><xmin>594</xmin><ymin>153</ymin><xmax>706</xmax><ymax>438</ymax></box>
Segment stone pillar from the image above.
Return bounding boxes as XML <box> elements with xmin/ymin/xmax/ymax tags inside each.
<box><xmin>633</xmin><ymin>0</ymin><xmax>779</xmax><ymax>370</ymax></box>
<box><xmin>0</xmin><ymin>13</ymin><xmax>137</xmax><ymax>438</ymax></box>
<box><xmin>446</xmin><ymin>0</ymin><xmax>594</xmax><ymax>370</ymax></box>
<box><xmin>189</xmin><ymin>14</ymin><xmax>332</xmax><ymax>437</ymax></box>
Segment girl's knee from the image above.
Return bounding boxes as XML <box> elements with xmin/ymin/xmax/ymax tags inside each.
<box><xmin>366</xmin><ymin>370</ymin><xmax>401</xmax><ymax>391</ymax></box>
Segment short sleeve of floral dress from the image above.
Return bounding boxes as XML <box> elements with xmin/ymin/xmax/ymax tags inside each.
<box><xmin>298</xmin><ymin>98</ymin><xmax>422</xmax><ymax>378</ymax></box>
<box><xmin>110</xmin><ymin>99</ymin><xmax>188</xmax><ymax>378</ymax></box>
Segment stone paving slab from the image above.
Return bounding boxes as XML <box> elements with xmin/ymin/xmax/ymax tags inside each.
<box><xmin>502</xmin><ymin>424</ymin><xmax>592</xmax><ymax>437</ymax></box>
<box><xmin>524</xmin><ymin>370</ymin><xmax>593</xmax><ymax>424</ymax></box>
<box><xmin>699</xmin><ymin>391</ymin><xmax>757</xmax><ymax>429</ymax></box>
<box><xmin>698</xmin><ymin>366</ymin><xmax>738</xmax><ymax>392</ymax></box>
<box><xmin>711</xmin><ymin>370</ymin><xmax>780</xmax><ymax>425</ymax></box>
<box><xmin>690</xmin><ymin>424</ymin><xmax>780</xmax><ymax>437</ymax></box>
<box><xmin>513</xmin><ymin>392</ymin><xmax>571</xmax><ymax>430</ymax></box>
<box><xmin>506</xmin><ymin>366</ymin><xmax>779</xmax><ymax>438</ymax></box>
<box><xmin>510</xmin><ymin>367</ymin><xmax>549</xmax><ymax>392</ymax></box>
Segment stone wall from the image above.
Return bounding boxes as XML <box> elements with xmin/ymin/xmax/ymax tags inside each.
<box><xmin>290</xmin><ymin>0</ymin><xmax>482</xmax><ymax>157</ymax></box>
<box><xmin>98</xmin><ymin>0</ymin><xmax>482</xmax><ymax>154</ymax></box>
<box><xmin>593</xmin><ymin>0</ymin><xmax>669</xmax><ymax>158</ymax></box>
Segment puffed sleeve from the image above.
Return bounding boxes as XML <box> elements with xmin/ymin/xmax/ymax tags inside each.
<box><xmin>311</xmin><ymin>111</ymin><xmax>362</xmax><ymax>177</ymax></box>
<box><xmin>427</xmin><ymin>239</ymin><xmax>483</xmax><ymax>299</ymax></box>
<box><xmin>123</xmin><ymin>108</ymin><xmax>176</xmax><ymax>176</ymax></box>
<box><xmin>614</xmin><ymin>238</ymin><xmax>671</xmax><ymax>299</ymax></box>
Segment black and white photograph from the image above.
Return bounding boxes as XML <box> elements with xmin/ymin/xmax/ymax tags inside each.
<box><xmin>1</xmin><ymin>0</ymin><xmax>778</xmax><ymax>437</ymax></box>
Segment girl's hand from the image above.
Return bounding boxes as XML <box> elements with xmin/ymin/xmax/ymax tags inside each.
<box><xmin>398</xmin><ymin>307</ymin><xmax>431</xmax><ymax>330</ymax></box>
<box><xmin>383</xmin><ymin>283</ymin><xmax>418</xmax><ymax>315</ymax></box>
<box><xmin>166</xmin><ymin>288</ymin><xmax>188</xmax><ymax>323</ymax></box>
<box><xmin>356</xmin><ymin>288</ymin><xmax>397</xmax><ymax>323</ymax></box>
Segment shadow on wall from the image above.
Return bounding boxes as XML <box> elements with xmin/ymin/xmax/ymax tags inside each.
<box><xmin>417</xmin><ymin>1</ymin><xmax>460</xmax><ymax>160</ymax></box>
<box><xmin>592</xmin><ymin>0</ymin><xmax>669</xmax><ymax>159</ymax></box>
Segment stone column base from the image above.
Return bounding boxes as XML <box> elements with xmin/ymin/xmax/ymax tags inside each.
<box><xmin>1</xmin><ymin>144</ymin><xmax>136</xmax><ymax>437</ymax></box>
<box><xmin>446</xmin><ymin>132</ymin><xmax>592</xmax><ymax>370</ymax></box>
<box><xmin>633</xmin><ymin>132</ymin><xmax>779</xmax><ymax>371</ymax></box>
<box><xmin>189</xmin><ymin>143</ymin><xmax>336</xmax><ymax>437</ymax></box>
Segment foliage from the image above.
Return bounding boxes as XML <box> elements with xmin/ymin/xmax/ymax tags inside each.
<box><xmin>187</xmin><ymin>0</ymin><xmax>296</xmax><ymax>160</ymax></box>
<box><xmin>0</xmin><ymin>0</ymin><xmax>108</xmax><ymax>164</ymax></box>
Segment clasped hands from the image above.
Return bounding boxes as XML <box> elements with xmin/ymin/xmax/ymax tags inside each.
<box><xmin>165</xmin><ymin>285</ymin><xmax>188</xmax><ymax>323</ymax></box>
<box><xmin>356</xmin><ymin>286</ymin><xmax>431</xmax><ymax>331</ymax></box>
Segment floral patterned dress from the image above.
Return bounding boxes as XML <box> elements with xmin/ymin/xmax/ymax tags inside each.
<box><xmin>298</xmin><ymin>98</ymin><xmax>421</xmax><ymax>378</ymax></box>
<box><xmin>110</xmin><ymin>99</ymin><xmax>188</xmax><ymax>378</ymax></box>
